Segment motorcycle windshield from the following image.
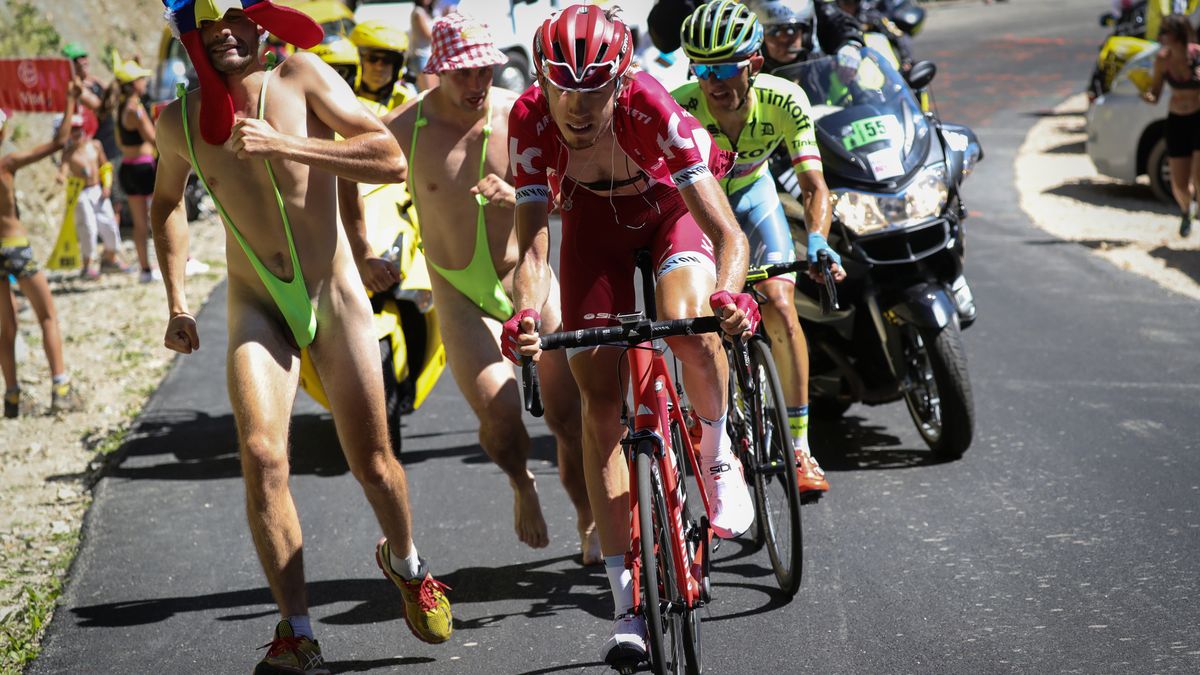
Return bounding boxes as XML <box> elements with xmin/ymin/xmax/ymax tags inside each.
<box><xmin>774</xmin><ymin>49</ymin><xmax>930</xmax><ymax>187</ymax></box>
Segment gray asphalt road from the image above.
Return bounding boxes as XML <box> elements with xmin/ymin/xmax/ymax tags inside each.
<box><xmin>32</xmin><ymin>1</ymin><xmax>1200</xmax><ymax>673</ymax></box>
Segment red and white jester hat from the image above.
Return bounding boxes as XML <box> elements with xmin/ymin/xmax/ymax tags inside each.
<box><xmin>163</xmin><ymin>0</ymin><xmax>324</xmax><ymax>145</ymax></box>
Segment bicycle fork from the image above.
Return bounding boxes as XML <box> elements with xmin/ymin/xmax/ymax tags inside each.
<box><xmin>622</xmin><ymin>347</ymin><xmax>712</xmax><ymax>613</ymax></box>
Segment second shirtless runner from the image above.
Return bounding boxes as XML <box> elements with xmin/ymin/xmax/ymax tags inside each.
<box><xmin>384</xmin><ymin>13</ymin><xmax>597</xmax><ymax>561</ymax></box>
<box><xmin>58</xmin><ymin>115</ymin><xmax>127</xmax><ymax>278</ymax></box>
<box><xmin>152</xmin><ymin>2</ymin><xmax>450</xmax><ymax>672</ymax></box>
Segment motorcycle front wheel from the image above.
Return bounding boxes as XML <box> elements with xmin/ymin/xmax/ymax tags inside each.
<box><xmin>899</xmin><ymin>322</ymin><xmax>974</xmax><ymax>460</ymax></box>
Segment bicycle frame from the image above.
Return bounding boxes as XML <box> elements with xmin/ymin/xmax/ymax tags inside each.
<box><xmin>623</xmin><ymin>343</ymin><xmax>713</xmax><ymax>617</ymax></box>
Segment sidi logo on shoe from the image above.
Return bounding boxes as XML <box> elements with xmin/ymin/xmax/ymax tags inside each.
<box><xmin>708</xmin><ymin>462</ymin><xmax>731</xmax><ymax>478</ymax></box>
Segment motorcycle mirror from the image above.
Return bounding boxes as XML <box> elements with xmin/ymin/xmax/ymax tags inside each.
<box><xmin>891</xmin><ymin>3</ymin><xmax>926</xmax><ymax>35</ymax></box>
<box><xmin>906</xmin><ymin>61</ymin><xmax>937</xmax><ymax>90</ymax></box>
<box><xmin>1099</xmin><ymin>12</ymin><xmax>1115</xmax><ymax>27</ymax></box>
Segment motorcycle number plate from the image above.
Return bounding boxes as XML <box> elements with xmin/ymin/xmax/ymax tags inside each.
<box><xmin>866</xmin><ymin>147</ymin><xmax>904</xmax><ymax>180</ymax></box>
<box><xmin>842</xmin><ymin>114</ymin><xmax>901</xmax><ymax>152</ymax></box>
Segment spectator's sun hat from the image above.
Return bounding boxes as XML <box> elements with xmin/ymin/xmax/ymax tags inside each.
<box><xmin>61</xmin><ymin>42</ymin><xmax>88</xmax><ymax>60</ymax></box>
<box><xmin>424</xmin><ymin>13</ymin><xmax>507</xmax><ymax>75</ymax></box>
<box><xmin>113</xmin><ymin>57</ymin><xmax>154</xmax><ymax>84</ymax></box>
<box><xmin>161</xmin><ymin>0</ymin><xmax>324</xmax><ymax>145</ymax></box>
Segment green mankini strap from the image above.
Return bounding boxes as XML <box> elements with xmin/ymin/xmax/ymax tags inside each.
<box><xmin>178</xmin><ymin>71</ymin><xmax>318</xmax><ymax>348</ymax></box>
<box><xmin>410</xmin><ymin>93</ymin><xmax>514</xmax><ymax>321</ymax></box>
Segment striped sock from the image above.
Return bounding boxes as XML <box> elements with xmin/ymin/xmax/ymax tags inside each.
<box><xmin>788</xmin><ymin>405</ymin><xmax>809</xmax><ymax>452</ymax></box>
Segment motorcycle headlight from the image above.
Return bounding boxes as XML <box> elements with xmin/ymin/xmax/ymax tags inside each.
<box><xmin>833</xmin><ymin>164</ymin><xmax>948</xmax><ymax>235</ymax></box>
<box><xmin>834</xmin><ymin>191</ymin><xmax>890</xmax><ymax>234</ymax></box>
<box><xmin>904</xmin><ymin>164</ymin><xmax>948</xmax><ymax>221</ymax></box>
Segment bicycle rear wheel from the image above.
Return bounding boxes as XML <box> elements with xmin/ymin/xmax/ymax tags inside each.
<box><xmin>636</xmin><ymin>444</ymin><xmax>686</xmax><ymax>674</ymax></box>
<box><xmin>748</xmin><ymin>339</ymin><xmax>804</xmax><ymax>596</ymax></box>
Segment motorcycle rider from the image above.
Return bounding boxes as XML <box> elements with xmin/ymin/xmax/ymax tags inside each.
<box><xmin>746</xmin><ymin>0</ymin><xmax>866</xmax><ymax>76</ymax></box>
<box><xmin>307</xmin><ymin>38</ymin><xmax>408</xmax><ymax>292</ymax></box>
<box><xmin>836</xmin><ymin>0</ymin><xmax>914</xmax><ymax>72</ymax></box>
<box><xmin>349</xmin><ymin>20</ymin><xmax>417</xmax><ymax>111</ymax></box>
<box><xmin>673</xmin><ymin>0</ymin><xmax>844</xmax><ymax>495</ymax></box>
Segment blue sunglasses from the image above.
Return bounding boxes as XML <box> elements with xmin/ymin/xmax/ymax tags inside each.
<box><xmin>690</xmin><ymin>60</ymin><xmax>751</xmax><ymax>81</ymax></box>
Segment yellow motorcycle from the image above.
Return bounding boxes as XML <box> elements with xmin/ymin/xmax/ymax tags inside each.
<box><xmin>297</xmin><ymin>181</ymin><xmax>446</xmax><ymax>454</ymax></box>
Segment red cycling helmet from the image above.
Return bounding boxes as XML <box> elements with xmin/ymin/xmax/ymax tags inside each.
<box><xmin>534</xmin><ymin>4</ymin><xmax>633</xmax><ymax>92</ymax></box>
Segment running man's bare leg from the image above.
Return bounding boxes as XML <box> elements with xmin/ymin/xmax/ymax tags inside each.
<box><xmin>537</xmin><ymin>289</ymin><xmax>597</xmax><ymax>562</ymax></box>
<box><xmin>308</xmin><ymin>281</ymin><xmax>415</xmax><ymax>558</ymax></box>
<box><xmin>16</xmin><ymin>272</ymin><xmax>66</xmax><ymax>378</ymax></box>
<box><xmin>568</xmin><ymin>347</ymin><xmax>629</xmax><ymax>557</ymax></box>
<box><xmin>431</xmin><ymin>272</ymin><xmax>550</xmax><ymax>549</ymax></box>
<box><xmin>657</xmin><ymin>266</ymin><xmax>727</xmax><ymax>421</ymax></box>
<box><xmin>0</xmin><ymin>280</ymin><xmax>17</xmax><ymax>389</ymax></box>
<box><xmin>226</xmin><ymin>290</ymin><xmax>307</xmax><ymax>618</ymax></box>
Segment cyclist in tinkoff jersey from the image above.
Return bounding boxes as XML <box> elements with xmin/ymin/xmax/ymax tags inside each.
<box><xmin>504</xmin><ymin>4</ymin><xmax>759</xmax><ymax>664</ymax></box>
<box><xmin>672</xmin><ymin>0</ymin><xmax>846</xmax><ymax>495</ymax></box>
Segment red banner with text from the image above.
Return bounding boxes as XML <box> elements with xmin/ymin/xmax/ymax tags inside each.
<box><xmin>0</xmin><ymin>58</ymin><xmax>73</xmax><ymax>112</ymax></box>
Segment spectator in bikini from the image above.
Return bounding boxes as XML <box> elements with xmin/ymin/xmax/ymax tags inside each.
<box><xmin>114</xmin><ymin>57</ymin><xmax>162</xmax><ymax>282</ymax></box>
<box><xmin>1144</xmin><ymin>14</ymin><xmax>1200</xmax><ymax>236</ymax></box>
<box><xmin>58</xmin><ymin>114</ymin><xmax>128</xmax><ymax>279</ymax></box>
<box><xmin>0</xmin><ymin>84</ymin><xmax>86</xmax><ymax>418</ymax></box>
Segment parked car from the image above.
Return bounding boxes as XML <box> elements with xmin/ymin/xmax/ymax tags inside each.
<box><xmin>1086</xmin><ymin>42</ymin><xmax>1174</xmax><ymax>204</ymax></box>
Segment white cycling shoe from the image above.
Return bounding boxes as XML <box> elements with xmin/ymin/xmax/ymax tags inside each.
<box><xmin>700</xmin><ymin>454</ymin><xmax>755</xmax><ymax>538</ymax></box>
<box><xmin>601</xmin><ymin>613</ymin><xmax>648</xmax><ymax>667</ymax></box>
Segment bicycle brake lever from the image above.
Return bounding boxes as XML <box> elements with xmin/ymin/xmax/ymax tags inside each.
<box><xmin>522</xmin><ymin>357</ymin><xmax>544</xmax><ymax>418</ymax></box>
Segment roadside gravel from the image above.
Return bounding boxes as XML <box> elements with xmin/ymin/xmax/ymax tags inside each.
<box><xmin>1015</xmin><ymin>94</ymin><xmax>1200</xmax><ymax>300</ymax></box>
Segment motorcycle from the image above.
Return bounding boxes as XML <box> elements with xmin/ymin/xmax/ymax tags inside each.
<box><xmin>296</xmin><ymin>180</ymin><xmax>447</xmax><ymax>455</ymax></box>
<box><xmin>772</xmin><ymin>48</ymin><xmax>982</xmax><ymax>460</ymax></box>
<box><xmin>1088</xmin><ymin>1</ymin><xmax>1154</xmax><ymax>100</ymax></box>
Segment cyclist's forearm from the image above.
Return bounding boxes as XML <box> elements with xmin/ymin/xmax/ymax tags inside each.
<box><xmin>800</xmin><ymin>170</ymin><xmax>833</xmax><ymax>237</ymax></box>
<box><xmin>513</xmin><ymin>205</ymin><xmax>552</xmax><ymax>313</ymax></box>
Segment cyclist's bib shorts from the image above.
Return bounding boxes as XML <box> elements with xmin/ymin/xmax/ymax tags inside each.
<box><xmin>728</xmin><ymin>173</ymin><xmax>797</xmax><ymax>283</ymax></box>
<box><xmin>558</xmin><ymin>179</ymin><xmax>716</xmax><ymax>333</ymax></box>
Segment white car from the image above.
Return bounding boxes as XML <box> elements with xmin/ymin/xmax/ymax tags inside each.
<box><xmin>354</xmin><ymin>0</ymin><xmax>650</xmax><ymax>93</ymax></box>
<box><xmin>1086</xmin><ymin>44</ymin><xmax>1174</xmax><ymax>204</ymax></box>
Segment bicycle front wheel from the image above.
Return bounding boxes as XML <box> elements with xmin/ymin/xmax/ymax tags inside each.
<box><xmin>748</xmin><ymin>338</ymin><xmax>804</xmax><ymax>597</ymax></box>
<box><xmin>636</xmin><ymin>444</ymin><xmax>686</xmax><ymax>674</ymax></box>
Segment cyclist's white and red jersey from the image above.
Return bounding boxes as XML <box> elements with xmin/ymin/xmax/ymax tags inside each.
<box><xmin>508</xmin><ymin>72</ymin><xmax>738</xmax><ymax>333</ymax></box>
<box><xmin>508</xmin><ymin>71</ymin><xmax>735</xmax><ymax>207</ymax></box>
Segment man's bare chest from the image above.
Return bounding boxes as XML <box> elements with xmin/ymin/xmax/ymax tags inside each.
<box><xmin>413</xmin><ymin>123</ymin><xmax>505</xmax><ymax>195</ymax></box>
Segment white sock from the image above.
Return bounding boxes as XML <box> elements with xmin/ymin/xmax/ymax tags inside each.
<box><xmin>604</xmin><ymin>554</ymin><xmax>634</xmax><ymax>616</ymax></box>
<box><xmin>286</xmin><ymin>614</ymin><xmax>313</xmax><ymax>639</ymax></box>
<box><xmin>695</xmin><ymin>413</ymin><xmax>731</xmax><ymax>464</ymax></box>
<box><xmin>389</xmin><ymin>541</ymin><xmax>422</xmax><ymax>579</ymax></box>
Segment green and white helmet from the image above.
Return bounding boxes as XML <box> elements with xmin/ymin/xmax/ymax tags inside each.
<box><xmin>680</xmin><ymin>0</ymin><xmax>764</xmax><ymax>64</ymax></box>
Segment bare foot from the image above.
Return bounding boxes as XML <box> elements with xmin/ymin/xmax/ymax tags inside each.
<box><xmin>511</xmin><ymin>475</ymin><xmax>549</xmax><ymax>549</ymax></box>
<box><xmin>578</xmin><ymin>522</ymin><xmax>602</xmax><ymax>565</ymax></box>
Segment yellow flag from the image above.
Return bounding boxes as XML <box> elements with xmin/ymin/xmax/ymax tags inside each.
<box><xmin>46</xmin><ymin>177</ymin><xmax>84</xmax><ymax>270</ymax></box>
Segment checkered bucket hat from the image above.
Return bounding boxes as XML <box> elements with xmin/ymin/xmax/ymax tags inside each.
<box><xmin>424</xmin><ymin>12</ymin><xmax>508</xmax><ymax>74</ymax></box>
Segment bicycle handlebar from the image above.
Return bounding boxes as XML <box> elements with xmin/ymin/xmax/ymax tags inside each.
<box><xmin>521</xmin><ymin>316</ymin><xmax>724</xmax><ymax>417</ymax></box>
<box><xmin>743</xmin><ymin>255</ymin><xmax>840</xmax><ymax>315</ymax></box>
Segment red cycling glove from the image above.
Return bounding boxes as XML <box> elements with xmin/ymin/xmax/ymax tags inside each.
<box><xmin>709</xmin><ymin>290</ymin><xmax>761</xmax><ymax>336</ymax></box>
<box><xmin>501</xmin><ymin>308</ymin><xmax>540</xmax><ymax>364</ymax></box>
